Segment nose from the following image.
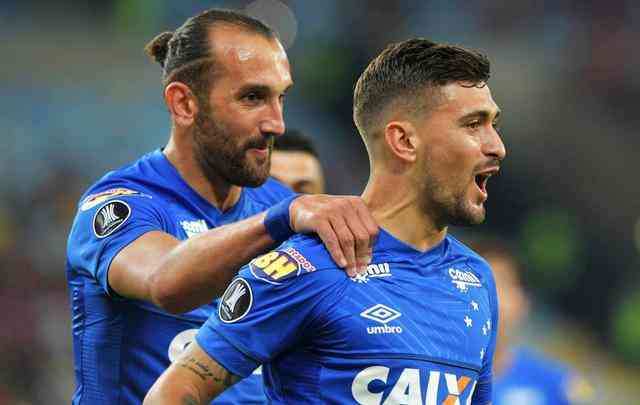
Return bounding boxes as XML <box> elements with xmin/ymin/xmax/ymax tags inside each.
<box><xmin>259</xmin><ymin>101</ymin><xmax>286</xmax><ymax>137</ymax></box>
<box><xmin>484</xmin><ymin>127</ymin><xmax>506</xmax><ymax>161</ymax></box>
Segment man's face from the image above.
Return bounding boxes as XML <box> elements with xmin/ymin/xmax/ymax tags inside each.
<box><xmin>192</xmin><ymin>25</ymin><xmax>293</xmax><ymax>187</ymax></box>
<box><xmin>414</xmin><ymin>82</ymin><xmax>506</xmax><ymax>227</ymax></box>
<box><xmin>270</xmin><ymin>150</ymin><xmax>325</xmax><ymax>194</ymax></box>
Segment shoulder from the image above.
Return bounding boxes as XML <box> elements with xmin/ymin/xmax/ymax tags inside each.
<box><xmin>244</xmin><ymin>177</ymin><xmax>295</xmax><ymax>207</ymax></box>
<box><xmin>240</xmin><ymin>233</ymin><xmax>344</xmax><ymax>287</ymax></box>
<box><xmin>447</xmin><ymin>234</ymin><xmax>494</xmax><ymax>280</ymax></box>
<box><xmin>77</xmin><ymin>152</ymin><xmax>164</xmax><ymax>211</ymax></box>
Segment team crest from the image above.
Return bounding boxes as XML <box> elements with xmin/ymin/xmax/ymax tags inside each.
<box><xmin>93</xmin><ymin>200</ymin><xmax>131</xmax><ymax>238</ymax></box>
<box><xmin>219</xmin><ymin>278</ymin><xmax>253</xmax><ymax>323</ymax></box>
<box><xmin>81</xmin><ymin>188</ymin><xmax>141</xmax><ymax>211</ymax></box>
<box><xmin>249</xmin><ymin>247</ymin><xmax>315</xmax><ymax>285</ymax></box>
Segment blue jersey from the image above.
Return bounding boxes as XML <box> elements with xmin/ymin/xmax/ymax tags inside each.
<box><xmin>197</xmin><ymin>230</ymin><xmax>498</xmax><ymax>404</ymax></box>
<box><xmin>66</xmin><ymin>149</ymin><xmax>293</xmax><ymax>404</ymax></box>
<box><xmin>494</xmin><ymin>348</ymin><xmax>594</xmax><ymax>405</ymax></box>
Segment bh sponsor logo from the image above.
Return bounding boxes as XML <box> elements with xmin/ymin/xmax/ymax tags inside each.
<box><xmin>448</xmin><ymin>268</ymin><xmax>481</xmax><ymax>293</ymax></box>
<box><xmin>352</xmin><ymin>366</ymin><xmax>477</xmax><ymax>405</ymax></box>
<box><xmin>360</xmin><ymin>304</ymin><xmax>402</xmax><ymax>335</ymax></box>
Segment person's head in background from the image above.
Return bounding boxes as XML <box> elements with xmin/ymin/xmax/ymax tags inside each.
<box><xmin>468</xmin><ymin>236</ymin><xmax>529</xmax><ymax>367</ymax></box>
<box><xmin>271</xmin><ymin>129</ymin><xmax>325</xmax><ymax>194</ymax></box>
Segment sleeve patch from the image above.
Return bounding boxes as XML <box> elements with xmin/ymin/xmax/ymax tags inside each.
<box><xmin>81</xmin><ymin>188</ymin><xmax>147</xmax><ymax>211</ymax></box>
<box><xmin>93</xmin><ymin>200</ymin><xmax>131</xmax><ymax>238</ymax></box>
<box><xmin>249</xmin><ymin>247</ymin><xmax>316</xmax><ymax>285</ymax></box>
<box><xmin>219</xmin><ymin>278</ymin><xmax>253</xmax><ymax>323</ymax></box>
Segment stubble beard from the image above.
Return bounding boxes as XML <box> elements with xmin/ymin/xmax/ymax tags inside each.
<box><xmin>192</xmin><ymin>107</ymin><xmax>272</xmax><ymax>188</ymax></box>
<box><xmin>419</xmin><ymin>165</ymin><xmax>486</xmax><ymax>229</ymax></box>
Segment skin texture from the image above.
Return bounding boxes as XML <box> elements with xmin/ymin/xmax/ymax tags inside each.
<box><xmin>107</xmin><ymin>24</ymin><xmax>378</xmax><ymax>313</ymax></box>
<box><xmin>270</xmin><ymin>150</ymin><xmax>325</xmax><ymax>194</ymax></box>
<box><xmin>144</xmin><ymin>81</ymin><xmax>504</xmax><ymax>405</ymax></box>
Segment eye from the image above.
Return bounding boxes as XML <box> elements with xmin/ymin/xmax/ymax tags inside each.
<box><xmin>242</xmin><ymin>91</ymin><xmax>265</xmax><ymax>105</ymax></box>
<box><xmin>466</xmin><ymin>120</ymin><xmax>481</xmax><ymax>130</ymax></box>
<box><xmin>492</xmin><ymin>121</ymin><xmax>501</xmax><ymax>133</ymax></box>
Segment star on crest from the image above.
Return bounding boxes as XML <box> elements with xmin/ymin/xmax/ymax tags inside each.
<box><xmin>471</xmin><ymin>301</ymin><xmax>479</xmax><ymax>311</ymax></box>
<box><xmin>464</xmin><ymin>315</ymin><xmax>473</xmax><ymax>327</ymax></box>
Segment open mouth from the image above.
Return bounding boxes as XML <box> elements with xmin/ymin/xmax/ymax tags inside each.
<box><xmin>475</xmin><ymin>173</ymin><xmax>490</xmax><ymax>194</ymax></box>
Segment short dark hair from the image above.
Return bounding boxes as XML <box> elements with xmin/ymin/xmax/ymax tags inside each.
<box><xmin>273</xmin><ymin>129</ymin><xmax>319</xmax><ymax>159</ymax></box>
<box><xmin>353</xmin><ymin>38</ymin><xmax>491</xmax><ymax>139</ymax></box>
<box><xmin>144</xmin><ymin>8</ymin><xmax>277</xmax><ymax>100</ymax></box>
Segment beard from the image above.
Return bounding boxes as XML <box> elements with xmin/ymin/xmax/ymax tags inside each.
<box><xmin>417</xmin><ymin>162</ymin><xmax>486</xmax><ymax>229</ymax></box>
<box><xmin>192</xmin><ymin>106</ymin><xmax>273</xmax><ymax>188</ymax></box>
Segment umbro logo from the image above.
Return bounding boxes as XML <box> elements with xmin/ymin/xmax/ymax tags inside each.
<box><xmin>448</xmin><ymin>267</ymin><xmax>482</xmax><ymax>292</ymax></box>
<box><xmin>361</xmin><ymin>304</ymin><xmax>402</xmax><ymax>335</ymax></box>
<box><xmin>180</xmin><ymin>219</ymin><xmax>208</xmax><ymax>238</ymax></box>
<box><xmin>351</xmin><ymin>262</ymin><xmax>392</xmax><ymax>283</ymax></box>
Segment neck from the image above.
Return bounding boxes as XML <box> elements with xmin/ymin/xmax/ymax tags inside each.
<box><xmin>361</xmin><ymin>167</ymin><xmax>447</xmax><ymax>252</ymax></box>
<box><xmin>164</xmin><ymin>135</ymin><xmax>242</xmax><ymax>211</ymax></box>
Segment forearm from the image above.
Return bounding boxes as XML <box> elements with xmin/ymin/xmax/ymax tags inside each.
<box><xmin>144</xmin><ymin>379</ymin><xmax>204</xmax><ymax>405</ymax></box>
<box><xmin>149</xmin><ymin>211</ymin><xmax>275</xmax><ymax>313</ymax></box>
<box><xmin>144</xmin><ymin>342</ymin><xmax>240</xmax><ymax>405</ymax></box>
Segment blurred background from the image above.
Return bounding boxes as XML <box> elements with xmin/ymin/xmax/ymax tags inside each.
<box><xmin>1</xmin><ymin>0</ymin><xmax>639</xmax><ymax>402</ymax></box>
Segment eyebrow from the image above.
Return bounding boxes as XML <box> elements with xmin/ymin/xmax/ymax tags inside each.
<box><xmin>237</xmin><ymin>82</ymin><xmax>293</xmax><ymax>95</ymax></box>
<box><xmin>458</xmin><ymin>109</ymin><xmax>501</xmax><ymax>124</ymax></box>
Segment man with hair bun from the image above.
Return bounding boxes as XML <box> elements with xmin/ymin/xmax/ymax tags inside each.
<box><xmin>66</xmin><ymin>8</ymin><xmax>378</xmax><ymax>405</ymax></box>
<box><xmin>146</xmin><ymin>37</ymin><xmax>505</xmax><ymax>404</ymax></box>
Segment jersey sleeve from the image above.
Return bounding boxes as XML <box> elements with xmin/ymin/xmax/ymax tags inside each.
<box><xmin>196</xmin><ymin>247</ymin><xmax>345</xmax><ymax>378</ymax></box>
<box><xmin>66</xmin><ymin>188</ymin><xmax>165</xmax><ymax>297</ymax></box>
<box><xmin>472</xmin><ymin>270</ymin><xmax>499</xmax><ymax>404</ymax></box>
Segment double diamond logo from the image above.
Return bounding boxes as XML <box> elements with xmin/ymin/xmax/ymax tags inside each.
<box><xmin>360</xmin><ymin>304</ymin><xmax>402</xmax><ymax>324</ymax></box>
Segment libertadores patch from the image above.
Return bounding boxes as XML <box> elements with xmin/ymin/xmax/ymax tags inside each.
<box><xmin>93</xmin><ymin>200</ymin><xmax>131</xmax><ymax>238</ymax></box>
<box><xmin>219</xmin><ymin>278</ymin><xmax>253</xmax><ymax>323</ymax></box>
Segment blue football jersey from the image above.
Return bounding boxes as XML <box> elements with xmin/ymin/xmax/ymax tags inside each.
<box><xmin>197</xmin><ymin>229</ymin><xmax>499</xmax><ymax>404</ymax></box>
<box><xmin>494</xmin><ymin>347</ymin><xmax>594</xmax><ymax>405</ymax></box>
<box><xmin>66</xmin><ymin>149</ymin><xmax>294</xmax><ymax>404</ymax></box>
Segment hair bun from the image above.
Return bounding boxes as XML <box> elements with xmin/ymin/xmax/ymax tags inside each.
<box><xmin>144</xmin><ymin>31</ymin><xmax>173</xmax><ymax>68</ymax></box>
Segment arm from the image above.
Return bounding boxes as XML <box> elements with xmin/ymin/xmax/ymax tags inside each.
<box><xmin>144</xmin><ymin>341</ymin><xmax>239</xmax><ymax>405</ymax></box>
<box><xmin>110</xmin><ymin>194</ymin><xmax>378</xmax><ymax>313</ymax></box>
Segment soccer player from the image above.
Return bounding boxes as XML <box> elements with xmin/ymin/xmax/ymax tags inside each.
<box><xmin>271</xmin><ymin>129</ymin><xmax>325</xmax><ymax>194</ymax></box>
<box><xmin>145</xmin><ymin>38</ymin><xmax>506</xmax><ymax>404</ymax></box>
<box><xmin>66</xmin><ymin>9</ymin><xmax>378</xmax><ymax>405</ymax></box>
<box><xmin>470</xmin><ymin>238</ymin><xmax>595</xmax><ymax>405</ymax></box>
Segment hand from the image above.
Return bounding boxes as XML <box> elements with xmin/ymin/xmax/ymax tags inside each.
<box><xmin>289</xmin><ymin>195</ymin><xmax>378</xmax><ymax>276</ymax></box>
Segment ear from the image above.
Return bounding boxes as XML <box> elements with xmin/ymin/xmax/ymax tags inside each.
<box><xmin>164</xmin><ymin>82</ymin><xmax>200</xmax><ymax>127</ymax></box>
<box><xmin>383</xmin><ymin>120</ymin><xmax>419</xmax><ymax>163</ymax></box>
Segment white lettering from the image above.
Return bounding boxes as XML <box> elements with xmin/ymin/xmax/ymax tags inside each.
<box><xmin>366</xmin><ymin>325</ymin><xmax>403</xmax><ymax>335</ymax></box>
<box><xmin>383</xmin><ymin>368</ymin><xmax>421</xmax><ymax>405</ymax></box>
<box><xmin>352</xmin><ymin>366</ymin><xmax>390</xmax><ymax>404</ymax></box>
<box><xmin>351</xmin><ymin>367</ymin><xmax>477</xmax><ymax>405</ymax></box>
<box><xmin>425</xmin><ymin>371</ymin><xmax>440</xmax><ymax>404</ymax></box>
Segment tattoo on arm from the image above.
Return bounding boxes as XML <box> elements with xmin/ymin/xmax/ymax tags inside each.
<box><xmin>177</xmin><ymin>355</ymin><xmax>241</xmax><ymax>388</ymax></box>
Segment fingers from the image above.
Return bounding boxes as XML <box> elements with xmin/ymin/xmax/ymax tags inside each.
<box><xmin>315</xmin><ymin>221</ymin><xmax>347</xmax><ymax>269</ymax></box>
<box><xmin>288</xmin><ymin>194</ymin><xmax>379</xmax><ymax>277</ymax></box>
<box><xmin>348</xmin><ymin>197</ymin><xmax>379</xmax><ymax>270</ymax></box>
<box><xmin>330</xmin><ymin>215</ymin><xmax>358</xmax><ymax>276</ymax></box>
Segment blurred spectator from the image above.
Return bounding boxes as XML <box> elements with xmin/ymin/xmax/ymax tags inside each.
<box><xmin>271</xmin><ymin>129</ymin><xmax>325</xmax><ymax>194</ymax></box>
<box><xmin>470</xmin><ymin>236</ymin><xmax>596</xmax><ymax>405</ymax></box>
